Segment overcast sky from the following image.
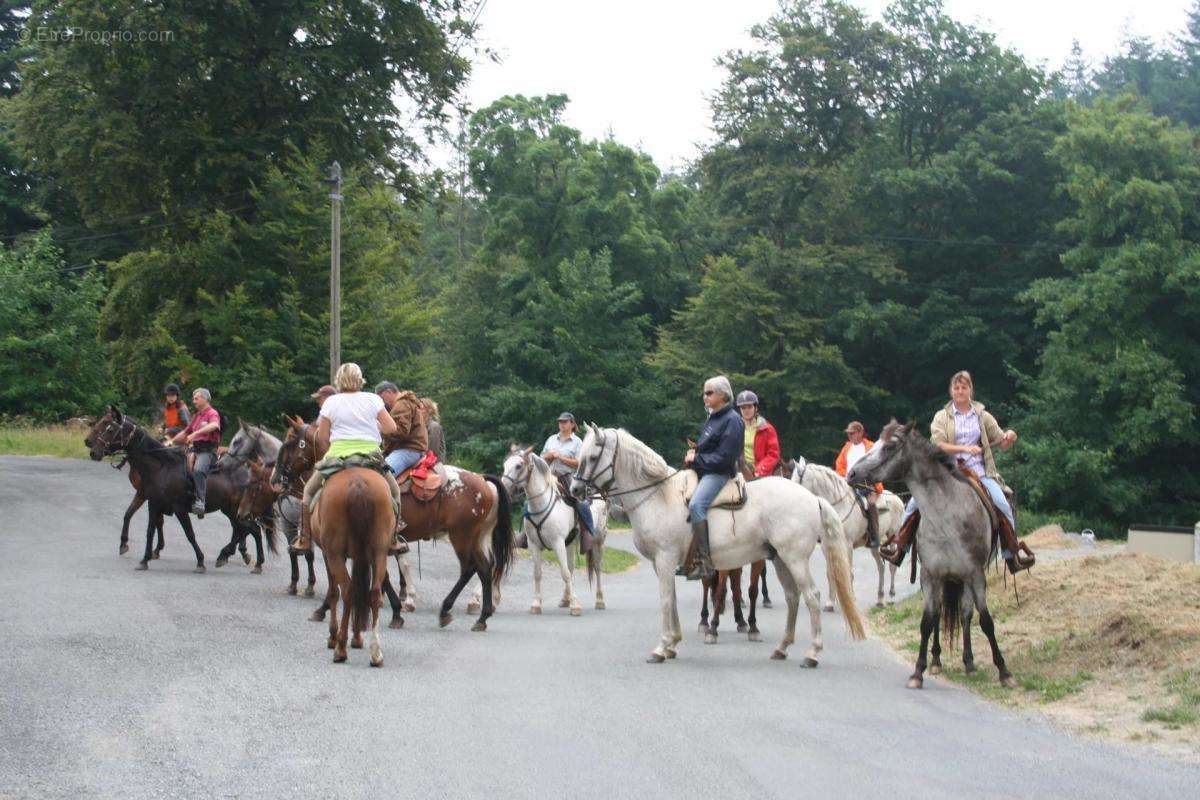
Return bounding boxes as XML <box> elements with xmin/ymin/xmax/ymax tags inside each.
<box><xmin>432</xmin><ymin>1</ymin><xmax>1193</xmax><ymax>172</ymax></box>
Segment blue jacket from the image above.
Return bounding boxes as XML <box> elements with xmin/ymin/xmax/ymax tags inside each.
<box><xmin>692</xmin><ymin>404</ymin><xmax>745</xmax><ymax>477</ymax></box>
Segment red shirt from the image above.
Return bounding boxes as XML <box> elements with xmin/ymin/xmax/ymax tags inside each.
<box><xmin>185</xmin><ymin>406</ymin><xmax>221</xmax><ymax>443</ymax></box>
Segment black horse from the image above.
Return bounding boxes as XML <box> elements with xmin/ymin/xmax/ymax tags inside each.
<box><xmin>88</xmin><ymin>405</ymin><xmax>275</xmax><ymax>571</ymax></box>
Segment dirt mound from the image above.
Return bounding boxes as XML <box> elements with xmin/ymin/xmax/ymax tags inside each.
<box><xmin>1024</xmin><ymin>523</ymin><xmax>1076</xmax><ymax>549</ymax></box>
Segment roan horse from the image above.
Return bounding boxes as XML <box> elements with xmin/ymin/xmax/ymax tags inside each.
<box><xmin>501</xmin><ymin>447</ymin><xmax>610</xmax><ymax>615</ymax></box>
<box><xmin>789</xmin><ymin>457</ymin><xmax>905</xmax><ymax>608</ymax></box>
<box><xmin>571</xmin><ymin>425</ymin><xmax>865</xmax><ymax>665</ymax></box>
<box><xmin>274</xmin><ymin>417</ymin><xmax>515</xmax><ymax>632</ymax></box>
<box><xmin>310</xmin><ymin>460</ymin><xmax>394</xmax><ymax>666</ymax></box>
<box><xmin>847</xmin><ymin>420</ymin><xmax>1017</xmax><ymax>689</ymax></box>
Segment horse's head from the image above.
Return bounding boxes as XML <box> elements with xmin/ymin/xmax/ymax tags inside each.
<box><xmin>272</xmin><ymin>415</ymin><xmax>314</xmax><ymax>490</ymax></box>
<box><xmin>87</xmin><ymin>405</ymin><xmax>136</xmax><ymax>460</ymax></box>
<box><xmin>221</xmin><ymin>418</ymin><xmax>257</xmax><ymax>468</ymax></box>
<box><xmin>847</xmin><ymin>419</ymin><xmax>918</xmax><ymax>486</ymax></box>
<box><xmin>571</xmin><ymin>422</ymin><xmax>616</xmax><ymax>500</ymax></box>
<box><xmin>238</xmin><ymin>461</ymin><xmax>279</xmax><ymax>524</ymax></box>
<box><xmin>500</xmin><ymin>445</ymin><xmax>534</xmax><ymax>497</ymax></box>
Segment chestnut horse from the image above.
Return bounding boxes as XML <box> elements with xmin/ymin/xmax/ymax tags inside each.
<box><xmin>312</xmin><ymin>464</ymin><xmax>394</xmax><ymax>666</ymax></box>
<box><xmin>274</xmin><ymin>417</ymin><xmax>515</xmax><ymax>632</ymax></box>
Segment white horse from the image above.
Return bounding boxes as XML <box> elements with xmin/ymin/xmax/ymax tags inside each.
<box><xmin>789</xmin><ymin>457</ymin><xmax>905</xmax><ymax>609</ymax></box>
<box><xmin>502</xmin><ymin>447</ymin><xmax>609</xmax><ymax>615</ymax></box>
<box><xmin>570</xmin><ymin>425</ymin><xmax>865</xmax><ymax>665</ymax></box>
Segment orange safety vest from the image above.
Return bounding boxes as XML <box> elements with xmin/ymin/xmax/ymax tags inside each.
<box><xmin>164</xmin><ymin>402</ymin><xmax>187</xmax><ymax>429</ymax></box>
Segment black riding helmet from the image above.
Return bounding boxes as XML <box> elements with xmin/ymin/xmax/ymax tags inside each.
<box><xmin>164</xmin><ymin>382</ymin><xmax>181</xmax><ymax>398</ymax></box>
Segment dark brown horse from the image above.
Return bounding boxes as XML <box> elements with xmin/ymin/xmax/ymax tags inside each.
<box><xmin>85</xmin><ymin>413</ymin><xmax>164</xmax><ymax>558</ymax></box>
<box><xmin>274</xmin><ymin>416</ymin><xmax>515</xmax><ymax>632</ymax></box>
<box><xmin>313</xmin><ymin>464</ymin><xmax>394</xmax><ymax>665</ymax></box>
<box><xmin>699</xmin><ymin>561</ymin><xmax>767</xmax><ymax>643</ymax></box>
<box><xmin>239</xmin><ymin>460</ymin><xmax>318</xmax><ymax>596</ymax></box>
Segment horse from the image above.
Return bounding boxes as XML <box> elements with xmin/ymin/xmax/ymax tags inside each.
<box><xmin>698</xmin><ymin>560</ymin><xmax>768</xmax><ymax>643</ymax></box>
<box><xmin>847</xmin><ymin>420</ymin><xmax>1016</xmax><ymax>689</ymax></box>
<box><xmin>274</xmin><ymin>417</ymin><xmax>514</xmax><ymax>632</ymax></box>
<box><xmin>84</xmin><ymin>412</ymin><xmax>164</xmax><ymax>558</ymax></box>
<box><xmin>501</xmin><ymin>446</ymin><xmax>609</xmax><ymax>615</ymax></box>
<box><xmin>88</xmin><ymin>405</ymin><xmax>275</xmax><ymax>571</ymax></box>
<box><xmin>788</xmin><ymin>456</ymin><xmax>905</xmax><ymax>608</ymax></box>
<box><xmin>310</xmin><ymin>461</ymin><xmax>394</xmax><ymax>666</ymax></box>
<box><xmin>570</xmin><ymin>425</ymin><xmax>865</xmax><ymax>665</ymax></box>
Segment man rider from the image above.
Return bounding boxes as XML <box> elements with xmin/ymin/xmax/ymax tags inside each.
<box><xmin>376</xmin><ymin>381</ymin><xmax>428</xmax><ymax>477</ymax></box>
<box><xmin>541</xmin><ymin>412</ymin><xmax>596</xmax><ymax>552</ymax></box>
<box><xmin>835</xmin><ymin>421</ymin><xmax>883</xmax><ymax>548</ymax></box>
<box><xmin>171</xmin><ymin>388</ymin><xmax>221</xmax><ymax>517</ymax></box>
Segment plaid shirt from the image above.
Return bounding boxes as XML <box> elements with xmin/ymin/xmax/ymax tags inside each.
<box><xmin>952</xmin><ymin>406</ymin><xmax>985</xmax><ymax>477</ymax></box>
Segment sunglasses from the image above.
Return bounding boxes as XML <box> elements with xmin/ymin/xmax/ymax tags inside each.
<box><xmin>703</xmin><ymin>390</ymin><xmax>716</xmax><ymax>396</ymax></box>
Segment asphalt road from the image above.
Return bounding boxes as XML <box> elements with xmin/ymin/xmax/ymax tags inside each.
<box><xmin>2</xmin><ymin>455</ymin><xmax>1197</xmax><ymax>799</ymax></box>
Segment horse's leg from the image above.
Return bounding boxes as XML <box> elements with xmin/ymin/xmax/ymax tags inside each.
<box><xmin>930</xmin><ymin>617</ymin><xmax>943</xmax><ymax>675</ymax></box>
<box><xmin>382</xmin><ymin>571</ymin><xmax>405</xmax><ymax>629</ymax></box>
<box><xmin>777</xmin><ymin>556</ymin><xmax>822</xmax><ymax>666</ymax></box>
<box><xmin>137</xmin><ymin>503</ymin><xmax>160</xmax><ymax>570</ymax></box>
<box><xmin>873</xmin><ymin>549</ymin><xmax>886</xmax><ymax>608</ymax></box>
<box><xmin>154</xmin><ymin>512</ymin><xmax>165</xmax><ymax>558</ymax></box>
<box><xmin>396</xmin><ymin>553</ymin><xmax>416</xmax><ymax>611</ymax></box>
<box><xmin>333</xmin><ymin>558</ymin><xmax>352</xmax><ymax>662</ymax></box>
<box><xmin>761</xmin><ymin>563</ymin><xmax>772</xmax><ymax>608</ymax></box>
<box><xmin>747</xmin><ymin>561</ymin><xmax>763</xmax><ymax>641</ymax></box>
<box><xmin>888</xmin><ymin>562</ymin><xmax>897</xmax><ymax>603</ymax></box>
<box><xmin>304</xmin><ymin>552</ymin><xmax>317</xmax><ymax>597</ymax></box>
<box><xmin>288</xmin><ymin>551</ymin><xmax>300</xmax><ymax>595</ymax></box>
<box><xmin>961</xmin><ymin>579</ymin><xmax>977</xmax><ymax>674</ymax></box>
<box><xmin>909</xmin><ymin>588</ymin><xmax>937</xmax><ymax>689</ymax></box>
<box><xmin>698</xmin><ymin>575</ymin><xmax>711</xmax><ymax>633</ymax></box>
<box><xmin>593</xmin><ymin>542</ymin><xmax>606</xmax><ymax>610</ymax></box>
<box><xmin>249</xmin><ymin>524</ymin><xmax>264</xmax><ymax>573</ymax></box>
<box><xmin>471</xmin><ymin>552</ymin><xmax>495</xmax><ymax>632</ymax></box>
<box><xmin>530</xmin><ymin>541</ymin><xmax>544</xmax><ymax>615</ymax></box>
<box><xmin>120</xmin><ymin>489</ymin><xmax>145</xmax><ymax>555</ymax></box>
<box><xmin>552</xmin><ymin>536</ymin><xmax>581</xmax><ymax>616</ymax></box>
<box><xmin>705</xmin><ymin>572</ymin><xmax>723</xmax><ymax>644</ymax></box>
<box><xmin>732</xmin><ymin>566</ymin><xmax>748</xmax><ymax>633</ymax></box>
<box><xmin>438</xmin><ymin>547</ymin><xmax>477</xmax><ymax>628</ymax></box>
<box><xmin>768</xmin><ymin>558</ymin><xmax>799</xmax><ymax>661</ymax></box>
<box><xmin>369</xmin><ymin>553</ymin><xmax>386</xmax><ymax>667</ymax></box>
<box><xmin>175</xmin><ymin>508</ymin><xmax>205</xmax><ymax>573</ymax></box>
<box><xmin>215</xmin><ymin>525</ymin><xmax>238</xmax><ymax>568</ymax></box>
<box><xmin>311</xmin><ymin>550</ymin><xmax>332</xmax><ymax>623</ymax></box>
<box><xmin>974</xmin><ymin>576</ymin><xmax>1014</xmax><ymax>687</ymax></box>
<box><xmin>649</xmin><ymin>556</ymin><xmax>680</xmax><ymax>663</ymax></box>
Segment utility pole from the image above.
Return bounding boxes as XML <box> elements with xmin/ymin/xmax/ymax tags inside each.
<box><xmin>327</xmin><ymin>162</ymin><xmax>342</xmax><ymax>382</ymax></box>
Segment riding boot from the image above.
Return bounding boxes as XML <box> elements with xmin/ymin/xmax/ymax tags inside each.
<box><xmin>997</xmin><ymin>516</ymin><xmax>1035</xmax><ymax>574</ymax></box>
<box><xmin>383</xmin><ymin>469</ymin><xmax>409</xmax><ymax>555</ymax></box>
<box><xmin>684</xmin><ymin>521</ymin><xmax>715</xmax><ymax>581</ymax></box>
<box><xmin>577</xmin><ymin>502</ymin><xmax>596</xmax><ymax>553</ymax></box>
<box><xmin>880</xmin><ymin>510</ymin><xmax>919</xmax><ymax>567</ymax></box>
<box><xmin>866</xmin><ymin>502</ymin><xmax>880</xmax><ymax>549</ymax></box>
<box><xmin>290</xmin><ymin>503</ymin><xmax>313</xmax><ymax>553</ymax></box>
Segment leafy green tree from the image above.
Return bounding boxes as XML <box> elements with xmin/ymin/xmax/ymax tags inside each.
<box><xmin>0</xmin><ymin>230</ymin><xmax>109</xmax><ymax>419</ymax></box>
<box><xmin>1015</xmin><ymin>99</ymin><xmax>1200</xmax><ymax>523</ymax></box>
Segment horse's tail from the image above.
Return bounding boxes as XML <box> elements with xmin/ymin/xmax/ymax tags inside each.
<box><xmin>346</xmin><ymin>476</ymin><xmax>376</xmax><ymax>632</ymax></box>
<box><xmin>817</xmin><ymin>496</ymin><xmax>866</xmax><ymax>641</ymax></box>
<box><xmin>941</xmin><ymin>579</ymin><xmax>963</xmax><ymax>652</ymax></box>
<box><xmin>262</xmin><ymin>513</ymin><xmax>279</xmax><ymax>555</ymax></box>
<box><xmin>484</xmin><ymin>475</ymin><xmax>515</xmax><ymax>585</ymax></box>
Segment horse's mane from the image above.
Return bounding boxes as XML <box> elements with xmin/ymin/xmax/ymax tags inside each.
<box><xmin>611</xmin><ymin>428</ymin><xmax>673</xmax><ymax>483</ymax></box>
<box><xmin>801</xmin><ymin>461</ymin><xmax>852</xmax><ymax>499</ymax></box>
<box><xmin>122</xmin><ymin>418</ymin><xmax>186</xmax><ymax>465</ymax></box>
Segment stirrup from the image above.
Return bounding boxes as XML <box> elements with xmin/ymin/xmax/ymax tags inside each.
<box><xmin>389</xmin><ymin>535</ymin><xmax>410</xmax><ymax>556</ymax></box>
<box><xmin>289</xmin><ymin>536</ymin><xmax>312</xmax><ymax>554</ymax></box>
<box><xmin>1006</xmin><ymin>541</ymin><xmax>1035</xmax><ymax>573</ymax></box>
<box><xmin>879</xmin><ymin>537</ymin><xmax>906</xmax><ymax>567</ymax></box>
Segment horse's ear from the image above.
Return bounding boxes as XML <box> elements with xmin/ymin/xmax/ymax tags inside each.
<box><xmin>238</xmin><ymin>416</ymin><xmax>247</xmax><ymax>430</ymax></box>
<box><xmin>903</xmin><ymin>418</ymin><xmax>916</xmax><ymax>435</ymax></box>
<box><xmin>109</xmin><ymin>404</ymin><xmax>123</xmax><ymax>422</ymax></box>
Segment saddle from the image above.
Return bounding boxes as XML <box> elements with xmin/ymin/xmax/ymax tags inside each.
<box><xmin>958</xmin><ymin>465</ymin><xmax>1005</xmax><ymax>531</ymax></box>
<box><xmin>397</xmin><ymin>451</ymin><xmax>445</xmax><ymax>502</ymax></box>
<box><xmin>678</xmin><ymin>470</ymin><xmax>748</xmax><ymax>510</ymax></box>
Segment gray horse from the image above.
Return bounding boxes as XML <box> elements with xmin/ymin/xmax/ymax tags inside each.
<box><xmin>847</xmin><ymin>420</ymin><xmax>1015</xmax><ymax>690</ymax></box>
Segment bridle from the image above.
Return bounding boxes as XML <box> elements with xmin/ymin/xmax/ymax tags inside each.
<box><xmin>520</xmin><ymin>457</ymin><xmax>562</xmax><ymax>549</ymax></box>
<box><xmin>274</xmin><ymin>424</ymin><xmax>315</xmax><ymax>497</ymax></box>
<box><xmin>96</xmin><ymin>416</ymin><xmax>140</xmax><ymax>457</ymax></box>
<box><xmin>573</xmin><ymin>428</ymin><xmax>681</xmax><ymax>507</ymax></box>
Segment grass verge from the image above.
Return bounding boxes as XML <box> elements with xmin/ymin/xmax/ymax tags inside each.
<box><xmin>518</xmin><ymin>545</ymin><xmax>639</xmax><ymax>574</ymax></box>
<box><xmin>870</xmin><ymin>552</ymin><xmax>1200</xmax><ymax>758</ymax></box>
<box><xmin>0</xmin><ymin>422</ymin><xmax>90</xmax><ymax>459</ymax></box>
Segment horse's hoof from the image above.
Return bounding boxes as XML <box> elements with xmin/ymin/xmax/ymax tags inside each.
<box><xmin>748</xmin><ymin>631</ymin><xmax>763</xmax><ymax>642</ymax></box>
<box><xmin>350</xmin><ymin>638</ymin><xmax>363</xmax><ymax>650</ymax></box>
<box><xmin>251</xmin><ymin>565</ymin><xmax>262</xmax><ymax>575</ymax></box>
<box><xmin>875</xmin><ymin>601</ymin><xmax>885</xmax><ymax>609</ymax></box>
<box><xmin>697</xmin><ymin>622</ymin><xmax>708</xmax><ymax>634</ymax></box>
<box><xmin>558</xmin><ymin>599</ymin><xmax>570</xmax><ymax>608</ymax></box>
<box><xmin>135</xmin><ymin>562</ymin><xmax>149</xmax><ymax>571</ymax></box>
<box><xmin>151</xmin><ymin>550</ymin><xmax>161</xmax><ymax>560</ymax></box>
<box><xmin>215</xmin><ymin>556</ymin><xmax>228</xmax><ymax>568</ymax></box>
<box><xmin>309</xmin><ymin>611</ymin><xmax>325</xmax><ymax>623</ymax></box>
<box><xmin>530</xmin><ymin>605</ymin><xmax>542</xmax><ymax>615</ymax></box>
<box><xmin>467</xmin><ymin>601</ymin><xmax>480</xmax><ymax>614</ymax></box>
<box><xmin>569</xmin><ymin>607</ymin><xmax>581</xmax><ymax>617</ymax></box>
<box><xmin>333</xmin><ymin>651</ymin><xmax>347</xmax><ymax>663</ymax></box>
<box><xmin>402</xmin><ymin>601</ymin><xmax>415</xmax><ymax>612</ymax></box>
<box><xmin>704</xmin><ymin>633</ymin><xmax>718</xmax><ymax>645</ymax></box>
<box><xmin>595</xmin><ymin>600</ymin><xmax>606</xmax><ymax>610</ymax></box>
<box><xmin>762</xmin><ymin>599</ymin><xmax>772</xmax><ymax>609</ymax></box>
<box><xmin>801</xmin><ymin>657</ymin><xmax>819</xmax><ymax>669</ymax></box>
<box><xmin>119</xmin><ymin>544</ymin><xmax>129</xmax><ymax>555</ymax></box>
<box><xmin>665</xmin><ymin>649</ymin><xmax>677</xmax><ymax>659</ymax></box>
<box><xmin>822</xmin><ymin>603</ymin><xmax>835</xmax><ymax>613</ymax></box>
<box><xmin>439</xmin><ymin>614</ymin><xmax>452</xmax><ymax>628</ymax></box>
<box><xmin>907</xmin><ymin>676</ymin><xmax>923</xmax><ymax>689</ymax></box>
<box><xmin>647</xmin><ymin>653</ymin><xmax>666</xmax><ymax>663</ymax></box>
<box><xmin>964</xmin><ymin>662</ymin><xmax>976</xmax><ymax>674</ymax></box>
<box><xmin>193</xmin><ymin>565</ymin><xmax>206</xmax><ymax>574</ymax></box>
<box><xmin>737</xmin><ymin>623</ymin><xmax>748</xmax><ymax>633</ymax></box>
<box><xmin>327</xmin><ymin>637</ymin><xmax>337</xmax><ymax>649</ymax></box>
<box><xmin>770</xmin><ymin>649</ymin><xmax>787</xmax><ymax>661</ymax></box>
<box><xmin>471</xmin><ymin>621</ymin><xmax>487</xmax><ymax>632</ymax></box>
<box><xmin>242</xmin><ymin>552</ymin><xmax>252</xmax><ymax>566</ymax></box>
<box><xmin>287</xmin><ymin>584</ymin><xmax>298</xmax><ymax>596</ymax></box>
<box><xmin>370</xmin><ymin>655</ymin><xmax>383</xmax><ymax>668</ymax></box>
<box><xmin>999</xmin><ymin>674</ymin><xmax>1017</xmax><ymax>689</ymax></box>
<box><xmin>303</xmin><ymin>586</ymin><xmax>316</xmax><ymax>598</ymax></box>
<box><xmin>930</xmin><ymin>664</ymin><xmax>942</xmax><ymax>676</ymax></box>
<box><xmin>389</xmin><ymin>616</ymin><xmax>405</xmax><ymax>629</ymax></box>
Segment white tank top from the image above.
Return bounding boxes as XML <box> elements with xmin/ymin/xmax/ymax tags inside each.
<box><xmin>318</xmin><ymin>391</ymin><xmax>385</xmax><ymax>444</ymax></box>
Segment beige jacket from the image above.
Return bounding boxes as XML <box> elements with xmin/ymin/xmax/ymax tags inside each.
<box><xmin>930</xmin><ymin>400</ymin><xmax>1007</xmax><ymax>483</ymax></box>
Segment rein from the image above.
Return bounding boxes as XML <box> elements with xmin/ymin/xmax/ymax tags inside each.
<box><xmin>573</xmin><ymin>428</ymin><xmax>682</xmax><ymax>510</ymax></box>
<box><xmin>275</xmin><ymin>424</ymin><xmax>315</xmax><ymax>499</ymax></box>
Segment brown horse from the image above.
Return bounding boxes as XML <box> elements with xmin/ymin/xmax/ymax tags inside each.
<box><xmin>85</xmin><ymin>413</ymin><xmax>164</xmax><ymax>558</ymax></box>
<box><xmin>239</xmin><ymin>460</ymin><xmax>318</xmax><ymax>596</ymax></box>
<box><xmin>312</xmin><ymin>464</ymin><xmax>394</xmax><ymax>666</ymax></box>
<box><xmin>274</xmin><ymin>417</ymin><xmax>515</xmax><ymax>632</ymax></box>
<box><xmin>699</xmin><ymin>561</ymin><xmax>767</xmax><ymax>643</ymax></box>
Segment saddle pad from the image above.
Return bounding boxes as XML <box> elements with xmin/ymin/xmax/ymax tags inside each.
<box><xmin>678</xmin><ymin>470</ymin><xmax>747</xmax><ymax>509</ymax></box>
<box><xmin>399</xmin><ymin>462</ymin><xmax>447</xmax><ymax>502</ymax></box>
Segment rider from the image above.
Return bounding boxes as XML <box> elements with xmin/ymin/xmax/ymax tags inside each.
<box><xmin>736</xmin><ymin>390</ymin><xmax>781</xmax><ymax>478</ymax></box>
<box><xmin>171</xmin><ymin>388</ymin><xmax>221</xmax><ymax>517</ymax></box>
<box><xmin>290</xmin><ymin>364</ymin><xmax>407</xmax><ymax>554</ymax></box>
<box><xmin>678</xmin><ymin>376</ymin><xmax>744</xmax><ymax>581</ymax></box>
<box><xmin>421</xmin><ymin>398</ymin><xmax>446</xmax><ymax>463</ymax></box>
<box><xmin>880</xmin><ymin>370</ymin><xmax>1035</xmax><ymax>574</ymax></box>
<box><xmin>160</xmin><ymin>383</ymin><xmax>191</xmax><ymax>439</ymax></box>
<box><xmin>375</xmin><ymin>381</ymin><xmax>429</xmax><ymax>475</ymax></box>
<box><xmin>835</xmin><ymin>421</ymin><xmax>883</xmax><ymax>548</ymax></box>
<box><xmin>541</xmin><ymin>412</ymin><xmax>595</xmax><ymax>552</ymax></box>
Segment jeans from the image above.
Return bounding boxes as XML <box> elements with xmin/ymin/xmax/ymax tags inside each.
<box><xmin>899</xmin><ymin>476</ymin><xmax>1015</xmax><ymax>530</ymax></box>
<box><xmin>385</xmin><ymin>448</ymin><xmax>424</xmax><ymax>475</ymax></box>
<box><xmin>687</xmin><ymin>473</ymin><xmax>729</xmax><ymax>524</ymax></box>
<box><xmin>192</xmin><ymin>450</ymin><xmax>216</xmax><ymax>507</ymax></box>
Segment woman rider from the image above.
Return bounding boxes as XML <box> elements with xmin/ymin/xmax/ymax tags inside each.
<box><xmin>290</xmin><ymin>363</ymin><xmax>407</xmax><ymax>555</ymax></box>
<box><xmin>678</xmin><ymin>375</ymin><xmax>744</xmax><ymax>581</ymax></box>
<box><xmin>880</xmin><ymin>370</ymin><xmax>1035</xmax><ymax>574</ymax></box>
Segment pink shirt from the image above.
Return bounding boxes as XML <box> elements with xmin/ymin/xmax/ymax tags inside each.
<box><xmin>185</xmin><ymin>406</ymin><xmax>221</xmax><ymax>443</ymax></box>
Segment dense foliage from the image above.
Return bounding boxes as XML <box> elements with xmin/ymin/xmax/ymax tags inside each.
<box><xmin>1</xmin><ymin>0</ymin><xmax>1197</xmax><ymax>527</ymax></box>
